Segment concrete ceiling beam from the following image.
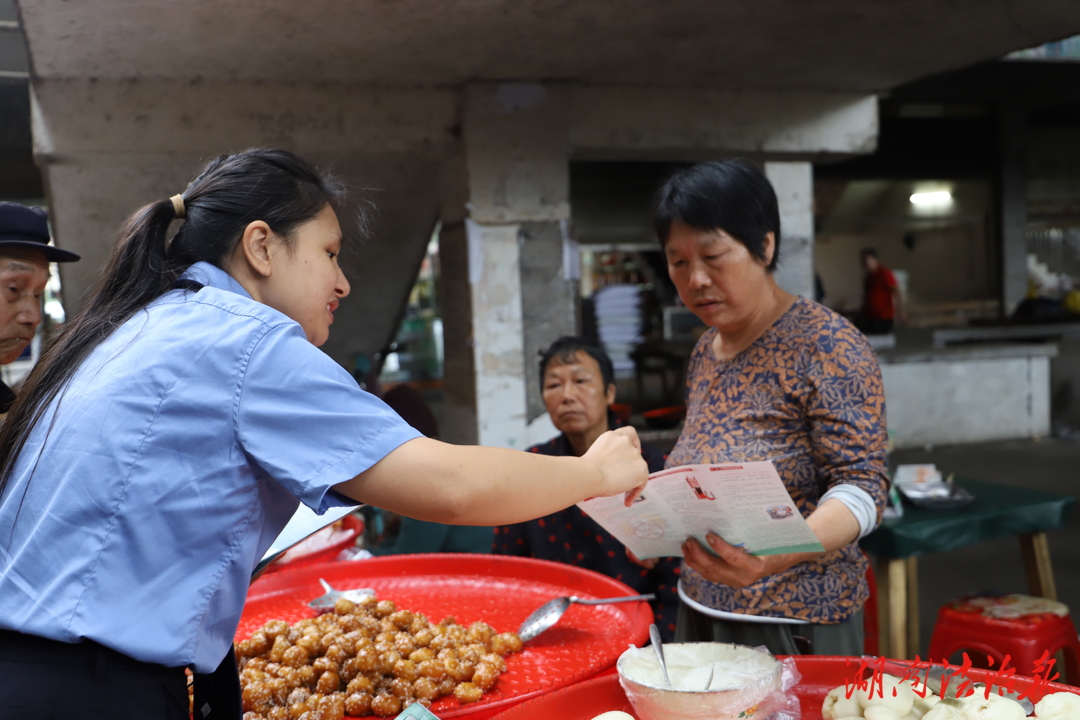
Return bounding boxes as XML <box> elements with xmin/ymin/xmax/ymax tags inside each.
<box><xmin>29</xmin><ymin>79</ymin><xmax>878</xmax><ymax>167</ymax></box>
<box><xmin>15</xmin><ymin>1</ymin><xmax>1080</xmax><ymax>93</ymax></box>
<box><xmin>570</xmin><ymin>88</ymin><xmax>878</xmax><ymax>159</ymax></box>
<box><xmin>29</xmin><ymin>79</ymin><xmax>458</xmax><ymax>160</ymax></box>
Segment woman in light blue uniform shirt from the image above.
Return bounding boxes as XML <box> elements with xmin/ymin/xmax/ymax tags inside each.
<box><xmin>0</xmin><ymin>149</ymin><xmax>648</xmax><ymax>720</ymax></box>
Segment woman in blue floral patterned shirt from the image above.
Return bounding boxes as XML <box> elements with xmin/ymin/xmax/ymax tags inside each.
<box><xmin>654</xmin><ymin>160</ymin><xmax>889</xmax><ymax>656</ymax></box>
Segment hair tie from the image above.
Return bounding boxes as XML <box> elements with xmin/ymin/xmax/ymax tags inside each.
<box><xmin>170</xmin><ymin>194</ymin><xmax>186</xmax><ymax>220</ymax></box>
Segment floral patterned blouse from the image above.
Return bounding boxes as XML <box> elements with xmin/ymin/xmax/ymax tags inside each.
<box><xmin>667</xmin><ymin>297</ymin><xmax>889</xmax><ymax>624</ymax></box>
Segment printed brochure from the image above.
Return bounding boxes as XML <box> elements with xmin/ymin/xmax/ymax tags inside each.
<box><xmin>578</xmin><ymin>462</ymin><xmax>825</xmax><ymax>560</ymax></box>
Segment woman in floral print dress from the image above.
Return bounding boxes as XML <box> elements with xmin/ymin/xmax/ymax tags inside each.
<box><xmin>653</xmin><ymin>160</ymin><xmax>889</xmax><ymax>656</ymax></box>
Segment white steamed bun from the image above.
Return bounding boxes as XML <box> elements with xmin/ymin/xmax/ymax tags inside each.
<box><xmin>1034</xmin><ymin>691</ymin><xmax>1080</xmax><ymax>720</ymax></box>
<box><xmin>922</xmin><ymin>704</ymin><xmax>965</xmax><ymax>720</ymax></box>
<box><xmin>857</xmin><ymin>674</ymin><xmax>917</xmax><ymax>717</ymax></box>
<box><xmin>823</xmin><ymin>684</ymin><xmax>864</xmax><ymax>719</ymax></box>
<box><xmin>865</xmin><ymin>706</ymin><xmax>905</xmax><ymax>720</ymax></box>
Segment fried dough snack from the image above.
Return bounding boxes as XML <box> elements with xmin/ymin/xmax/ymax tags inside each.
<box><xmin>235</xmin><ymin>595</ymin><xmax>522</xmax><ymax>719</ymax></box>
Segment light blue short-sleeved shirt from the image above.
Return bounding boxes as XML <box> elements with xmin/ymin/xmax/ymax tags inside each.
<box><xmin>0</xmin><ymin>262</ymin><xmax>421</xmax><ymax>671</ymax></box>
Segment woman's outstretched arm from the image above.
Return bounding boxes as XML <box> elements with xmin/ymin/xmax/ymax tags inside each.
<box><xmin>333</xmin><ymin>427</ymin><xmax>649</xmax><ymax>526</ymax></box>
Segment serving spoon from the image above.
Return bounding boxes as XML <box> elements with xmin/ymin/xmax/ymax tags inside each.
<box><xmin>517</xmin><ymin>593</ymin><xmax>655</xmax><ymax>642</ymax></box>
<box><xmin>649</xmin><ymin>623</ymin><xmax>672</xmax><ymax>687</ymax></box>
<box><xmin>307</xmin><ymin>578</ymin><xmax>375</xmax><ymax>613</ymax></box>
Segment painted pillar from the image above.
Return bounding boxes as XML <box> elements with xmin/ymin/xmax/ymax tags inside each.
<box><xmin>765</xmin><ymin>161</ymin><xmax>815</xmax><ymax>299</ymax></box>
<box><xmin>439</xmin><ymin>82</ymin><xmax>575</xmax><ymax>448</ymax></box>
<box><xmin>520</xmin><ymin>219</ymin><xmax>578</xmax><ymax>424</ymax></box>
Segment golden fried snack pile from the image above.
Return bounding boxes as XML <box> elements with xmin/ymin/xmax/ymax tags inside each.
<box><xmin>235</xmin><ymin>594</ymin><xmax>523</xmax><ymax>719</ymax></box>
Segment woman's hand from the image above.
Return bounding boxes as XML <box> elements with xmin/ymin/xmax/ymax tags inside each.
<box><xmin>581</xmin><ymin>426</ymin><xmax>649</xmax><ymax>506</ymax></box>
<box><xmin>681</xmin><ymin>533</ymin><xmax>774</xmax><ymax>588</ymax></box>
<box><xmin>682</xmin><ymin>500</ymin><xmax>854</xmax><ymax>588</ymax></box>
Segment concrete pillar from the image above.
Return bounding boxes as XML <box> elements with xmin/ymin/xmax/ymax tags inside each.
<box><xmin>436</xmin><ymin>146</ymin><xmax>479</xmax><ymax>446</ymax></box>
<box><xmin>765</xmin><ymin>161</ymin><xmax>815</xmax><ymax>298</ymax></box>
<box><xmin>463</xmin><ymin>219</ymin><xmax>531</xmax><ymax>449</ymax></box>
<box><xmin>441</xmin><ymin>214</ymin><xmax>575</xmax><ymax>447</ymax></box>
<box><xmin>520</xmin><ymin>219</ymin><xmax>578</xmax><ymax>423</ymax></box>
<box><xmin>438</xmin><ymin>82</ymin><xmax>575</xmax><ymax>448</ymax></box>
<box><xmin>999</xmin><ymin>103</ymin><xmax>1028</xmax><ymax>317</ymax></box>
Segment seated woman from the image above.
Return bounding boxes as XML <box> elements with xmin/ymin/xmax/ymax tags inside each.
<box><xmin>655</xmin><ymin>160</ymin><xmax>889</xmax><ymax>656</ymax></box>
<box><xmin>492</xmin><ymin>336</ymin><xmax>681</xmax><ymax>640</ymax></box>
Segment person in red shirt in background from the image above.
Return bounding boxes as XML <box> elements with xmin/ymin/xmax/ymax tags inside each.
<box><xmin>859</xmin><ymin>247</ymin><xmax>906</xmax><ymax>334</ymax></box>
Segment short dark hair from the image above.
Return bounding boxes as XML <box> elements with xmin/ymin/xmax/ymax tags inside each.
<box><xmin>860</xmin><ymin>247</ymin><xmax>879</xmax><ymax>260</ymax></box>
<box><xmin>653</xmin><ymin>159</ymin><xmax>781</xmax><ymax>271</ymax></box>
<box><xmin>539</xmin><ymin>336</ymin><xmax>615</xmax><ymax>391</ymax></box>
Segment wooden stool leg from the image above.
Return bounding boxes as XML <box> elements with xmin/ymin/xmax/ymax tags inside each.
<box><xmin>1018</xmin><ymin>532</ymin><xmax>1066</xmax><ymax>675</ymax></box>
<box><xmin>1019</xmin><ymin>532</ymin><xmax>1057</xmax><ymax>600</ymax></box>
<box><xmin>905</xmin><ymin>557</ymin><xmax>919</xmax><ymax>658</ymax></box>
<box><xmin>886</xmin><ymin>557</ymin><xmax>908</xmax><ymax>659</ymax></box>
<box><xmin>874</xmin><ymin>556</ymin><xmax>891</xmax><ymax>658</ymax></box>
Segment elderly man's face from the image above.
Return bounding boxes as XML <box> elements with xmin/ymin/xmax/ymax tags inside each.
<box><xmin>0</xmin><ymin>251</ymin><xmax>49</xmax><ymax>364</ymax></box>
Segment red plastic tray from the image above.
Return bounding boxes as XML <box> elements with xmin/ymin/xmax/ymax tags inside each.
<box><xmin>263</xmin><ymin>514</ymin><xmax>364</xmax><ymax>574</ymax></box>
<box><xmin>488</xmin><ymin>655</ymin><xmax>1080</xmax><ymax>720</ymax></box>
<box><xmin>239</xmin><ymin>554</ymin><xmax>654</xmax><ymax>718</ymax></box>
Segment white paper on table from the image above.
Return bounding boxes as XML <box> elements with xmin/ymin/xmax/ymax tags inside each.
<box><xmin>893</xmin><ymin>463</ymin><xmax>940</xmax><ymax>486</ymax></box>
<box><xmin>577</xmin><ymin>462</ymin><xmax>825</xmax><ymax>560</ymax></box>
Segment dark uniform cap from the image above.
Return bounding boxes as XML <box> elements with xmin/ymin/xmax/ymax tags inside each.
<box><xmin>0</xmin><ymin>202</ymin><xmax>80</xmax><ymax>262</ymax></box>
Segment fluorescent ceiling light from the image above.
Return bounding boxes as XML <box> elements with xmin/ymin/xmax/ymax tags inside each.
<box><xmin>910</xmin><ymin>190</ymin><xmax>952</xmax><ymax>206</ymax></box>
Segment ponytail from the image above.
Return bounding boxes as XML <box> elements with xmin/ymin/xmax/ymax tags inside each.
<box><xmin>0</xmin><ymin>148</ymin><xmax>346</xmax><ymax>497</ymax></box>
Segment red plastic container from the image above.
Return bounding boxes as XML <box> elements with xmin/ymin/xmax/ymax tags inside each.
<box><xmin>240</xmin><ymin>554</ymin><xmax>654</xmax><ymax>718</ymax></box>
<box><xmin>488</xmin><ymin>655</ymin><xmax>1080</xmax><ymax>720</ymax></box>
<box><xmin>610</xmin><ymin>403</ymin><xmax>633</xmax><ymax>425</ymax></box>
<box><xmin>262</xmin><ymin>513</ymin><xmax>363</xmax><ymax>574</ymax></box>
<box><xmin>642</xmin><ymin>406</ymin><xmax>686</xmax><ymax>430</ymax></box>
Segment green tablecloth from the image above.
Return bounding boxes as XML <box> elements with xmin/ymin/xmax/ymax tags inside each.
<box><xmin>860</xmin><ymin>478</ymin><xmax>1075</xmax><ymax>559</ymax></box>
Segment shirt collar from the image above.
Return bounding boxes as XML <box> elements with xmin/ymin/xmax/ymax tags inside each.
<box><xmin>180</xmin><ymin>261</ymin><xmax>253</xmax><ymax>300</ymax></box>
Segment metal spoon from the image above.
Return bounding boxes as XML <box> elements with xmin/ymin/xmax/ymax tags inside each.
<box><xmin>649</xmin><ymin>623</ymin><xmax>672</xmax><ymax>687</ymax></box>
<box><xmin>307</xmin><ymin>578</ymin><xmax>374</xmax><ymax>613</ymax></box>
<box><xmin>517</xmin><ymin>593</ymin><xmax>655</xmax><ymax>641</ymax></box>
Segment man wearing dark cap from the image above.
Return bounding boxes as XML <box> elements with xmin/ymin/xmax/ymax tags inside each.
<box><xmin>0</xmin><ymin>202</ymin><xmax>80</xmax><ymax>413</ymax></box>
